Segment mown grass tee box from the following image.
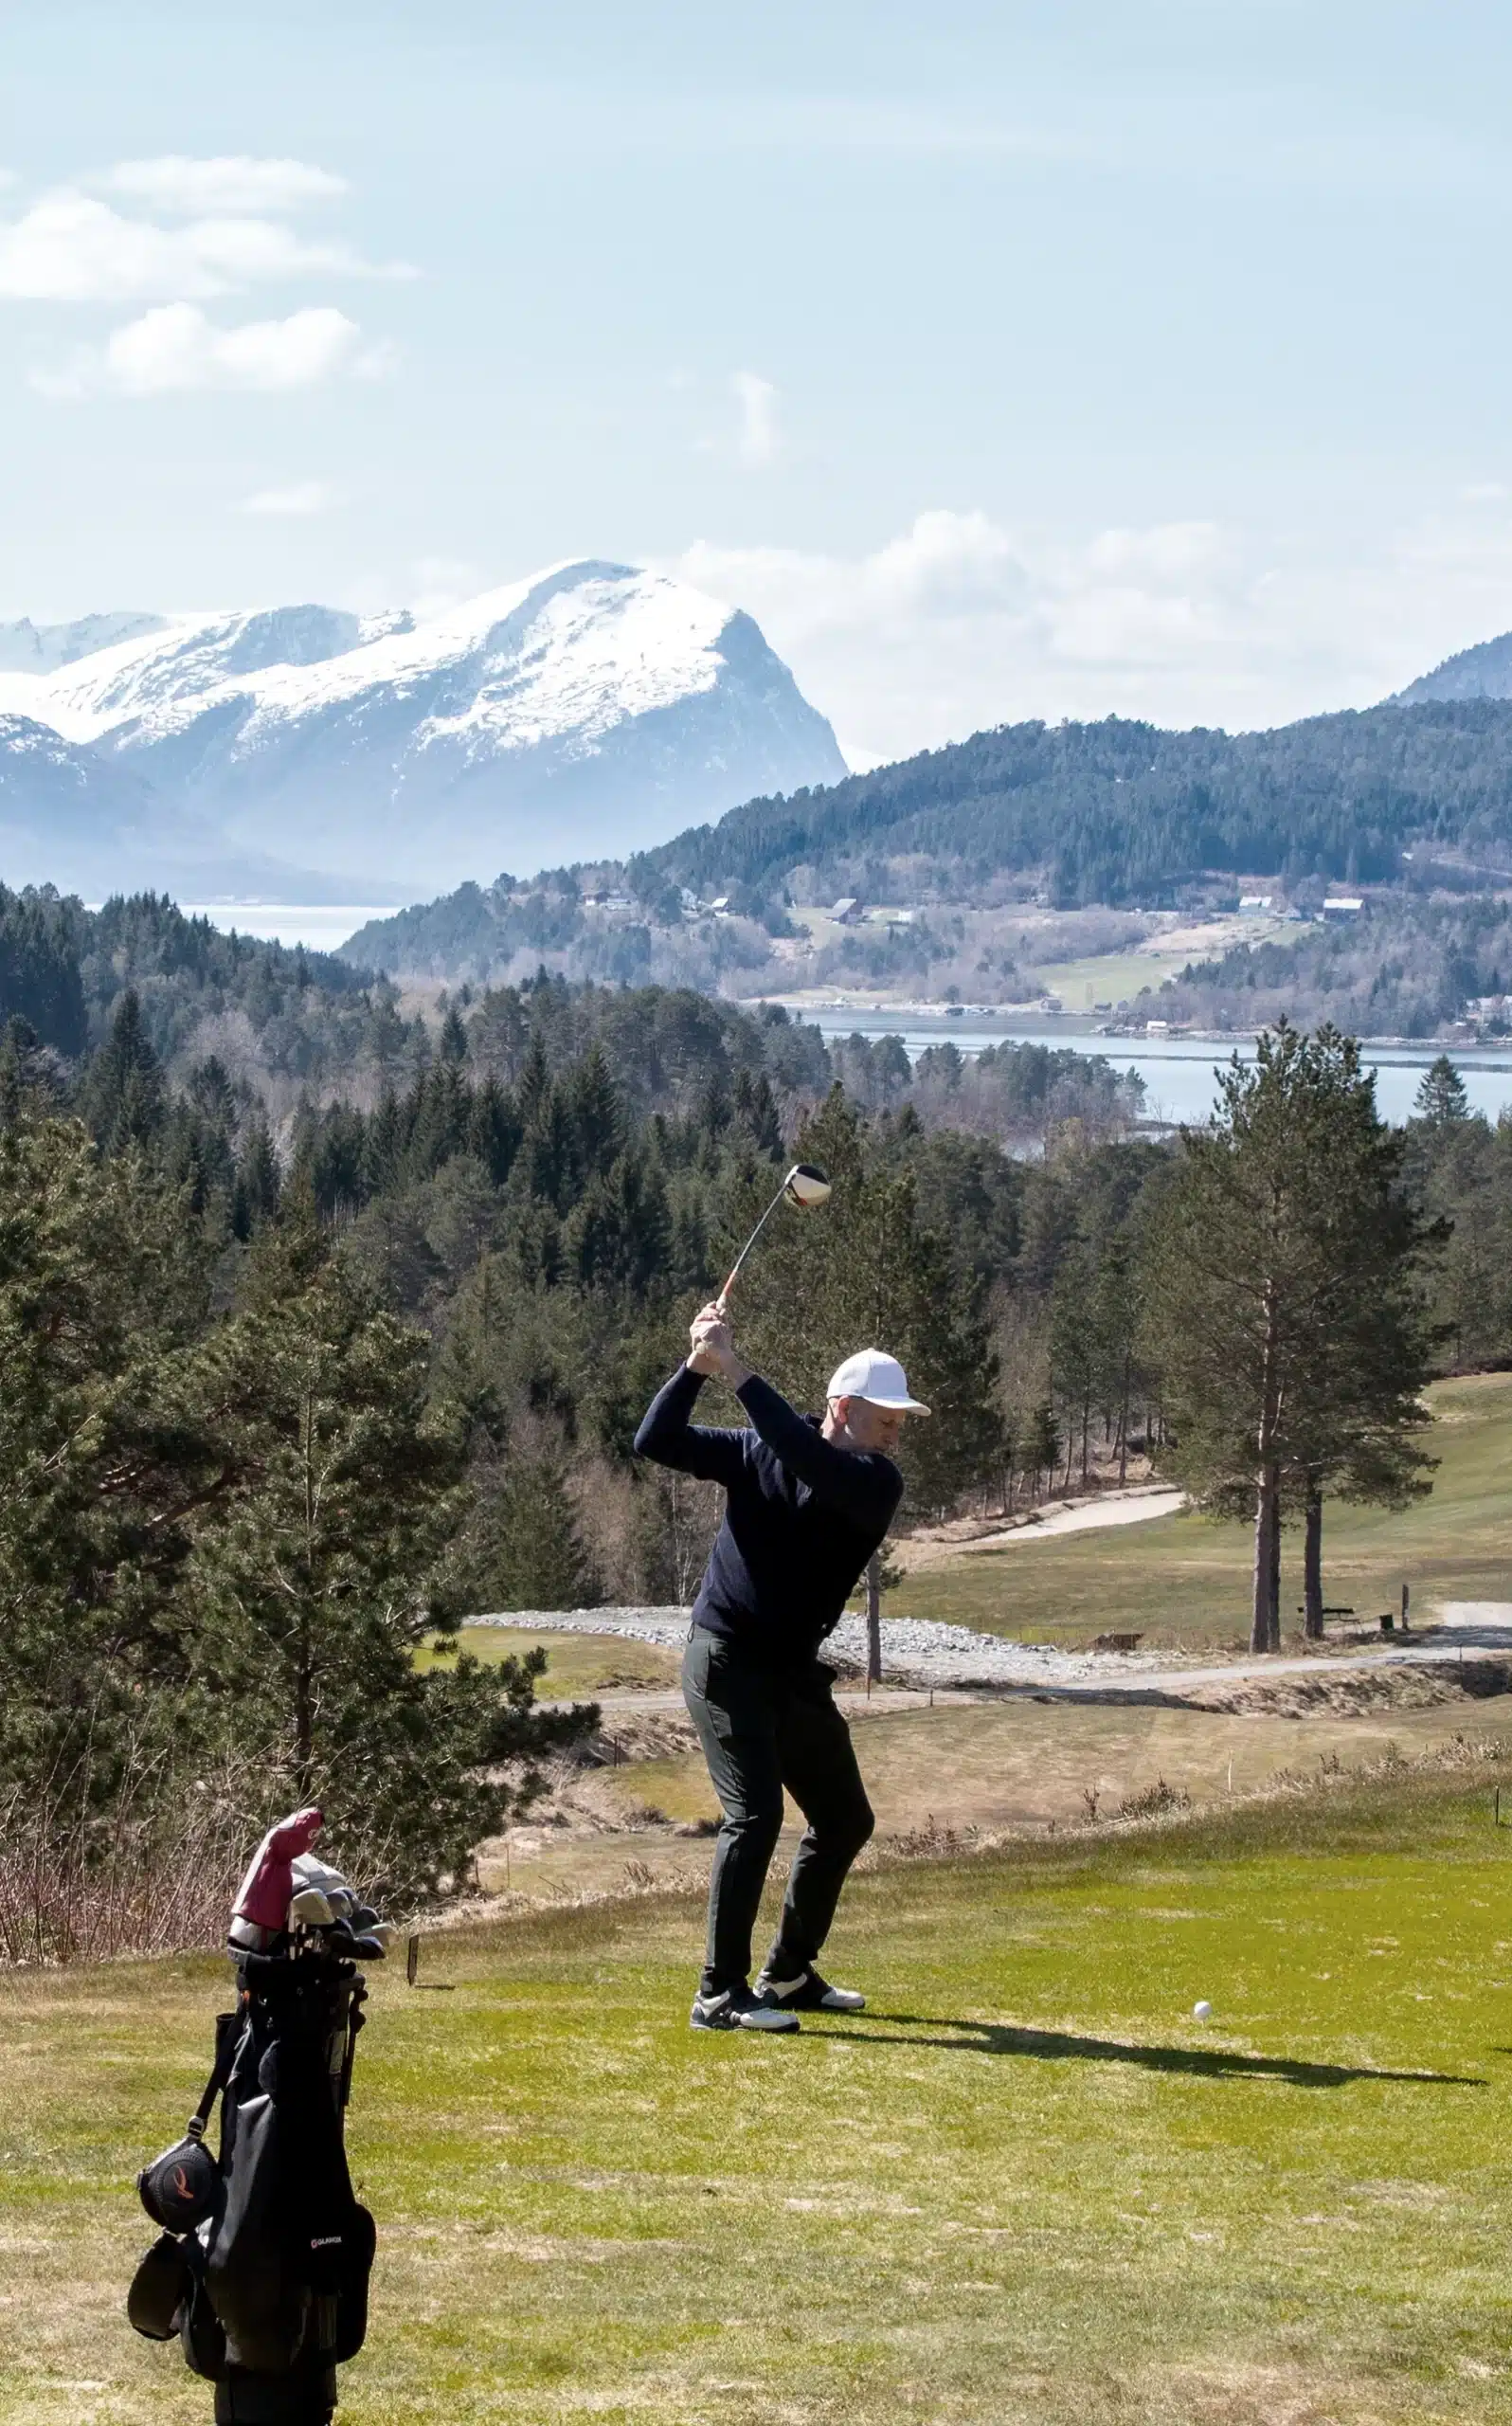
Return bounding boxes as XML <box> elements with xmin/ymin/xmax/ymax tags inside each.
<box><xmin>5</xmin><ymin>1763</ymin><xmax>1512</xmax><ymax>2425</ymax></box>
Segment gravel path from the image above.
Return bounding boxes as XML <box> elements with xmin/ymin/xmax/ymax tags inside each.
<box><xmin>470</xmin><ymin>1599</ymin><xmax>1512</xmax><ymax>1693</ymax></box>
<box><xmin>902</xmin><ymin>1486</ymin><xmax>1185</xmax><ymax>1567</ymax></box>
<box><xmin>472</xmin><ymin>1606</ymin><xmax>1167</xmax><ymax>1688</ymax></box>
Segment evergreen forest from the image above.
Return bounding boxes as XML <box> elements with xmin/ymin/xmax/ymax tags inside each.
<box><xmin>5</xmin><ymin>882</ymin><xmax>1512</xmax><ymax>1947</ymax></box>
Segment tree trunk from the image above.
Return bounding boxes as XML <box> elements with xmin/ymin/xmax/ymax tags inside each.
<box><xmin>1251</xmin><ymin>1285</ymin><xmax>1282</xmax><ymax>1654</ymax></box>
<box><xmin>866</xmin><ymin>1551</ymin><xmax>882</xmax><ymax>1685</ymax></box>
<box><xmin>1304</xmin><ymin>1482</ymin><xmax>1324</xmax><ymax>1639</ymax></box>
<box><xmin>295</xmin><ymin>1617</ymin><xmax>315</xmax><ymax>1803</ymax></box>
<box><xmin>1251</xmin><ymin>1464</ymin><xmax>1280</xmax><ymax>1655</ymax></box>
<box><xmin>1117</xmin><ymin>1354</ymin><xmax>1130</xmax><ymax>1484</ymax></box>
<box><xmin>297</xmin><ymin>1381</ymin><xmax>316</xmax><ymax>1798</ymax></box>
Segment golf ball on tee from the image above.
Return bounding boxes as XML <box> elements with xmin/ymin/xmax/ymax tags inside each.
<box><xmin>1193</xmin><ymin>2000</ymin><xmax>1213</xmax><ymax>2022</ymax></box>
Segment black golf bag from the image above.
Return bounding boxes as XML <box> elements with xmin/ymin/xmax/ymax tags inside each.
<box><xmin>130</xmin><ymin>1946</ymin><xmax>376</xmax><ymax>2425</ymax></box>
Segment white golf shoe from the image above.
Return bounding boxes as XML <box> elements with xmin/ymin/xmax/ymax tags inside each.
<box><xmin>755</xmin><ymin>1964</ymin><xmax>866</xmax><ymax>2014</ymax></box>
<box><xmin>690</xmin><ymin>1984</ymin><xmax>801</xmax><ymax>2033</ymax></box>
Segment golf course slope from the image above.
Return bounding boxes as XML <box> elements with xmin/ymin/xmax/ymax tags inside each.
<box><xmin>900</xmin><ymin>1371</ymin><xmax>1512</xmax><ymax>1651</ymax></box>
<box><xmin>6</xmin><ymin>1753</ymin><xmax>1512</xmax><ymax>2424</ymax></box>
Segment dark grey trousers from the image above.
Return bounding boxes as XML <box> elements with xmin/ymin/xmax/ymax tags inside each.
<box><xmin>681</xmin><ymin>1626</ymin><xmax>875</xmax><ymax>1994</ymax></box>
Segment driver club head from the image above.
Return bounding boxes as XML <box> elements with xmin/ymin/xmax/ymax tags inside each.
<box><xmin>783</xmin><ymin>1162</ymin><xmax>831</xmax><ymax>1209</ymax></box>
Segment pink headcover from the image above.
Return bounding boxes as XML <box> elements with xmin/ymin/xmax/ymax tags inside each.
<box><xmin>231</xmin><ymin>1807</ymin><xmax>325</xmax><ymax>1930</ymax></box>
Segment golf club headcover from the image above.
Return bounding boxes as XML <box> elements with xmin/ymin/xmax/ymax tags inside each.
<box><xmin>230</xmin><ymin>1806</ymin><xmax>324</xmax><ymax>1934</ymax></box>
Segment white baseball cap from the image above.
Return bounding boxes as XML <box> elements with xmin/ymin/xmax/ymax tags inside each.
<box><xmin>825</xmin><ymin>1349</ymin><xmax>930</xmax><ymax>1415</ymax></box>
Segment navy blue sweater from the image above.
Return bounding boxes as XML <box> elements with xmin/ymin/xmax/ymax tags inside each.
<box><xmin>633</xmin><ymin>1363</ymin><xmax>903</xmax><ymax>1665</ymax></box>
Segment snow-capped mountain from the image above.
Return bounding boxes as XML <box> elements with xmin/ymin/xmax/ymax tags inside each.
<box><xmin>0</xmin><ymin>713</ymin><xmax>162</xmax><ymax>893</ymax></box>
<box><xmin>0</xmin><ymin>709</ymin><xmax>398</xmax><ymax>904</ymax></box>
<box><xmin>0</xmin><ymin>611</ymin><xmax>168</xmax><ymax>676</ymax></box>
<box><xmin>0</xmin><ymin>562</ymin><xmax>845</xmax><ymax>895</ymax></box>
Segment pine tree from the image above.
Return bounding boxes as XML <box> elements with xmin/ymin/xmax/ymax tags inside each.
<box><xmin>431</xmin><ymin>1252</ymin><xmax>513</xmax><ymax>1448</ymax></box>
<box><xmin>1025</xmin><ymin>1403</ymin><xmax>1061</xmax><ymax>1499</ymax></box>
<box><xmin>1414</xmin><ymin>1055</ymin><xmax>1470</xmax><ymax>1127</ymax></box>
<box><xmin>190</xmin><ymin>1213</ymin><xmax>560</xmax><ymax>1898</ymax></box>
<box><xmin>1050</xmin><ymin>1242</ymin><xmax>1100</xmax><ymax>1486</ymax></box>
<box><xmin>81</xmin><ymin>988</ymin><xmax>164</xmax><ymax>1150</ymax></box>
<box><xmin>1143</xmin><ymin>1023</ymin><xmax>1441</xmax><ymax>1653</ymax></box>
<box><xmin>0</xmin><ymin>1107</ymin><xmax>225</xmax><ymax>1798</ymax></box>
<box><xmin>467</xmin><ymin>1074</ymin><xmax>522</xmax><ymax>1186</ymax></box>
<box><xmin>0</xmin><ymin>889</ymin><xmax>87</xmax><ymax>1058</ymax></box>
<box><xmin>231</xmin><ymin>1118</ymin><xmax>281</xmax><ymax>1240</ymax></box>
<box><xmin>568</xmin><ymin>1040</ymin><xmax>622</xmax><ymax>1179</ymax></box>
<box><xmin>459</xmin><ymin>1439</ymin><xmax>601</xmax><ymax>1613</ymax></box>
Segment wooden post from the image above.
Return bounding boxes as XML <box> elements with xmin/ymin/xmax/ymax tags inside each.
<box><xmin>866</xmin><ymin>1549</ymin><xmax>883</xmax><ymax>1686</ymax></box>
<box><xmin>1401</xmin><ymin>1581</ymin><xmax>1410</xmax><ymax>1636</ymax></box>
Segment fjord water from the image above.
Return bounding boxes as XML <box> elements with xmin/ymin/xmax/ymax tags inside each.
<box><xmin>179</xmin><ymin>903</ymin><xmax>1512</xmax><ymax>1128</ymax></box>
<box><xmin>806</xmin><ymin>1012</ymin><xmax>1512</xmax><ymax>1127</ymax></box>
<box><xmin>177</xmin><ymin>904</ymin><xmax>396</xmax><ymax>950</ymax></box>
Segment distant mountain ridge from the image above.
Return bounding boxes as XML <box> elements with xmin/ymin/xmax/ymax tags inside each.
<box><xmin>631</xmin><ymin>698</ymin><xmax>1512</xmax><ymax>908</ymax></box>
<box><xmin>0</xmin><ymin>562</ymin><xmax>846</xmax><ymax>897</ymax></box>
<box><xmin>0</xmin><ymin>612</ymin><xmax>169</xmax><ymax>676</ymax></box>
<box><xmin>1391</xmin><ymin>630</ymin><xmax>1512</xmax><ymax>705</ymax></box>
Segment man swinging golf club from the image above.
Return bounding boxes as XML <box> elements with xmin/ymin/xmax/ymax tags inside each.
<box><xmin>635</xmin><ymin>1301</ymin><xmax>928</xmax><ymax>2033</ymax></box>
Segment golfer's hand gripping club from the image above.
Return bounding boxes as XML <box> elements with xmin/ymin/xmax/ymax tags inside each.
<box><xmin>688</xmin><ymin>1302</ymin><xmax>749</xmax><ymax>1385</ymax></box>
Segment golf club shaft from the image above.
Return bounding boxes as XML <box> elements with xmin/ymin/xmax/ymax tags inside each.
<box><xmin>715</xmin><ymin>1178</ymin><xmax>791</xmax><ymax>1312</ymax></box>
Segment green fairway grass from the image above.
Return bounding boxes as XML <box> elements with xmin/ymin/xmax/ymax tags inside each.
<box><xmin>898</xmin><ymin>1372</ymin><xmax>1512</xmax><ymax>1651</ymax></box>
<box><xmin>7</xmin><ymin>1762</ymin><xmax>1512</xmax><ymax>2425</ymax></box>
<box><xmin>415</xmin><ymin>1625</ymin><xmax>681</xmax><ymax>1695</ymax></box>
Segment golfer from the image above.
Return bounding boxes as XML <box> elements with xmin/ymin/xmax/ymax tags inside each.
<box><xmin>634</xmin><ymin>1304</ymin><xmax>928</xmax><ymax>2033</ymax></box>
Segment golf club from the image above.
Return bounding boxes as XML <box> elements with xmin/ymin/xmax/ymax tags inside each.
<box><xmin>716</xmin><ymin>1161</ymin><xmax>831</xmax><ymax>1312</ymax></box>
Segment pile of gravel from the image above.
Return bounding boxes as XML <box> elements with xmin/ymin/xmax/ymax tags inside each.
<box><xmin>469</xmin><ymin>1605</ymin><xmax>1158</xmax><ymax>1689</ymax></box>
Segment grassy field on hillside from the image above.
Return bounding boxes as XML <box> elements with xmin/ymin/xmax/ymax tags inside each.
<box><xmin>585</xmin><ymin>1695</ymin><xmax>1512</xmax><ymax>1852</ymax></box>
<box><xmin>7</xmin><ymin>1763</ymin><xmax>1512</xmax><ymax>2424</ymax></box>
<box><xmin>1029</xmin><ymin>945</ymin><xmax>1202</xmax><ymax>1009</ymax></box>
<box><xmin>415</xmin><ymin>1626</ymin><xmax>681</xmax><ymax>1695</ymax></box>
<box><xmin>898</xmin><ymin>1372</ymin><xmax>1512</xmax><ymax>1651</ymax></box>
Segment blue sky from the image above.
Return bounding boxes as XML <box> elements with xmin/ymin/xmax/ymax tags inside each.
<box><xmin>6</xmin><ymin>0</ymin><xmax>1512</xmax><ymax>761</ymax></box>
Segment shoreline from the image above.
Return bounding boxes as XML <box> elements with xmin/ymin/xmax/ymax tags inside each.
<box><xmin>740</xmin><ymin>996</ymin><xmax>1512</xmax><ymax>1059</ymax></box>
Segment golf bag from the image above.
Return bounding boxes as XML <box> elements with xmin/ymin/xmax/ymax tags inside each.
<box><xmin>129</xmin><ymin>1816</ymin><xmax>381</xmax><ymax>2425</ymax></box>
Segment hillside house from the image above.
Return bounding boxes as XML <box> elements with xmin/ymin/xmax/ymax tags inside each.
<box><xmin>830</xmin><ymin>896</ymin><xmax>862</xmax><ymax>924</ymax></box>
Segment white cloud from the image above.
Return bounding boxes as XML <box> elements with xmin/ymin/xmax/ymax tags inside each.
<box><xmin>732</xmin><ymin>370</ymin><xmax>779</xmax><ymax>467</ymax></box>
<box><xmin>105</xmin><ymin>155</ymin><xmax>348</xmax><ymax>215</ymax></box>
<box><xmin>668</xmin><ymin>498</ymin><xmax>1512</xmax><ymax>765</ymax></box>
<box><xmin>61</xmin><ymin>302</ymin><xmax>370</xmax><ymax>394</ymax></box>
<box><xmin>0</xmin><ymin>192</ymin><xmax>214</xmax><ymax>302</ymax></box>
<box><xmin>0</xmin><ymin>185</ymin><xmax>404</xmax><ymax>304</ymax></box>
<box><xmin>409</xmin><ymin>556</ymin><xmax>489</xmax><ymax>619</ymax></box>
<box><xmin>239</xmin><ymin>479</ymin><xmax>340</xmax><ymax>516</ymax></box>
<box><xmin>866</xmin><ymin>508</ymin><xmax>1030</xmax><ymax>614</ymax></box>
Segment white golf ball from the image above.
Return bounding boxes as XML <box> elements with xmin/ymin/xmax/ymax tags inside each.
<box><xmin>1193</xmin><ymin>1999</ymin><xmax>1213</xmax><ymax>2022</ymax></box>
